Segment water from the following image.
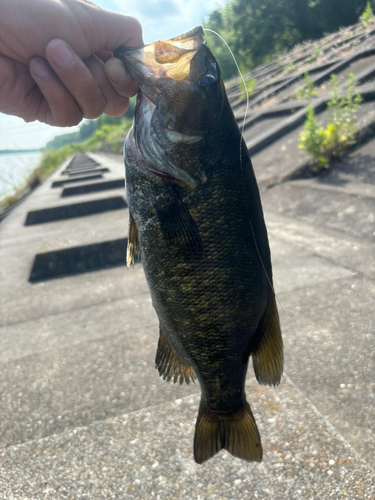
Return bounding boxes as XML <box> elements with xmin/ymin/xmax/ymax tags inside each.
<box><xmin>0</xmin><ymin>151</ymin><xmax>42</xmax><ymax>200</ymax></box>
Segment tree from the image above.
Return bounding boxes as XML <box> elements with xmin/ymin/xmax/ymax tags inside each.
<box><xmin>204</xmin><ymin>0</ymin><xmax>369</xmax><ymax>78</ymax></box>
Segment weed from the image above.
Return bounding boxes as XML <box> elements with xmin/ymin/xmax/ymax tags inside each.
<box><xmin>292</xmin><ymin>72</ymin><xmax>318</xmax><ymax>99</ymax></box>
<box><xmin>299</xmin><ymin>73</ymin><xmax>362</xmax><ymax>171</ymax></box>
<box><xmin>240</xmin><ymin>77</ymin><xmax>256</xmax><ymax>99</ymax></box>
<box><xmin>361</xmin><ymin>1</ymin><xmax>374</xmax><ymax>26</ymax></box>
<box><xmin>308</xmin><ymin>45</ymin><xmax>321</xmax><ymax>62</ymax></box>
<box><xmin>299</xmin><ymin>106</ymin><xmax>329</xmax><ymax>169</ymax></box>
<box><xmin>284</xmin><ymin>62</ymin><xmax>295</xmax><ymax>74</ymax></box>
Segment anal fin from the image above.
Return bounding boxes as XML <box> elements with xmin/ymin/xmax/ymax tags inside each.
<box><xmin>126</xmin><ymin>211</ymin><xmax>140</xmax><ymax>267</ymax></box>
<box><xmin>155</xmin><ymin>327</ymin><xmax>196</xmax><ymax>384</ymax></box>
<box><xmin>252</xmin><ymin>293</ymin><xmax>283</xmax><ymax>386</ymax></box>
<box><xmin>194</xmin><ymin>400</ymin><xmax>262</xmax><ymax>464</ymax></box>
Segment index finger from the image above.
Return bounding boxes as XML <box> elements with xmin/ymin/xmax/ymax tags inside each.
<box><xmin>73</xmin><ymin>6</ymin><xmax>144</xmax><ymax>54</ymax></box>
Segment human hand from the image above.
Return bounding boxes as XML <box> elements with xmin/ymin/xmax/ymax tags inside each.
<box><xmin>0</xmin><ymin>0</ymin><xmax>143</xmax><ymax>126</ymax></box>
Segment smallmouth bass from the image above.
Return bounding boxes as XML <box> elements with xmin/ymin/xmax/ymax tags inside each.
<box><xmin>114</xmin><ymin>27</ymin><xmax>283</xmax><ymax>464</ymax></box>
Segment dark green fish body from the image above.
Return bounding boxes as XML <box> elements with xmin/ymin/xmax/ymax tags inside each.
<box><xmin>116</xmin><ymin>27</ymin><xmax>283</xmax><ymax>464</ymax></box>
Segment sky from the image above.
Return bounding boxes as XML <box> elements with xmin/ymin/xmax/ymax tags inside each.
<box><xmin>0</xmin><ymin>0</ymin><xmax>224</xmax><ymax>151</ymax></box>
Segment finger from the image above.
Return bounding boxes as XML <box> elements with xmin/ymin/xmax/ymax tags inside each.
<box><xmin>105</xmin><ymin>58</ymin><xmax>139</xmax><ymax>98</ymax></box>
<box><xmin>84</xmin><ymin>55</ymin><xmax>131</xmax><ymax>117</ymax></box>
<box><xmin>101</xmin><ymin>15</ymin><xmax>143</xmax><ymax>49</ymax></box>
<box><xmin>45</xmin><ymin>39</ymin><xmax>107</xmax><ymax>120</ymax></box>
<box><xmin>76</xmin><ymin>7</ymin><xmax>144</xmax><ymax>51</ymax></box>
<box><xmin>29</xmin><ymin>57</ymin><xmax>83</xmax><ymax>126</ymax></box>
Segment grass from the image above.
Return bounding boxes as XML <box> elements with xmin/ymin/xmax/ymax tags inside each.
<box><xmin>361</xmin><ymin>1</ymin><xmax>374</xmax><ymax>26</ymax></box>
<box><xmin>284</xmin><ymin>62</ymin><xmax>295</xmax><ymax>74</ymax></box>
<box><xmin>299</xmin><ymin>73</ymin><xmax>362</xmax><ymax>172</ymax></box>
<box><xmin>0</xmin><ymin>119</ymin><xmax>132</xmax><ymax>210</ymax></box>
<box><xmin>292</xmin><ymin>72</ymin><xmax>318</xmax><ymax>100</ymax></box>
<box><xmin>240</xmin><ymin>77</ymin><xmax>256</xmax><ymax>99</ymax></box>
<box><xmin>308</xmin><ymin>45</ymin><xmax>321</xmax><ymax>62</ymax></box>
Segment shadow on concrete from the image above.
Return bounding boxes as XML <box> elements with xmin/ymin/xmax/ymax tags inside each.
<box><xmin>66</xmin><ymin>154</ymin><xmax>98</xmax><ymax>170</ymax></box>
<box><xmin>66</xmin><ymin>168</ymin><xmax>110</xmax><ymax>177</ymax></box>
<box><xmin>29</xmin><ymin>237</ymin><xmax>140</xmax><ymax>282</ymax></box>
<box><xmin>24</xmin><ymin>197</ymin><xmax>127</xmax><ymax>225</ymax></box>
<box><xmin>61</xmin><ymin>179</ymin><xmax>125</xmax><ymax>197</ymax></box>
<box><xmin>317</xmin><ymin>153</ymin><xmax>375</xmax><ymax>186</ymax></box>
<box><xmin>64</xmin><ymin>164</ymin><xmax>100</xmax><ymax>173</ymax></box>
<box><xmin>52</xmin><ymin>174</ymin><xmax>103</xmax><ymax>188</ymax></box>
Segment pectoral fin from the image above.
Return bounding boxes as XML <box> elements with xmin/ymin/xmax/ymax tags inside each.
<box><xmin>126</xmin><ymin>212</ymin><xmax>141</xmax><ymax>267</ymax></box>
<box><xmin>252</xmin><ymin>293</ymin><xmax>283</xmax><ymax>386</ymax></box>
<box><xmin>155</xmin><ymin>326</ymin><xmax>196</xmax><ymax>384</ymax></box>
<box><xmin>154</xmin><ymin>187</ymin><xmax>203</xmax><ymax>254</ymax></box>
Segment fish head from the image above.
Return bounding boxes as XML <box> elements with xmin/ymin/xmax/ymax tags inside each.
<box><xmin>115</xmin><ymin>27</ymin><xmax>228</xmax><ymax>190</ymax></box>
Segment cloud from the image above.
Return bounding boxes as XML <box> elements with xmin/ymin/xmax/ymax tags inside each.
<box><xmin>107</xmin><ymin>0</ymin><xmax>224</xmax><ymax>44</ymax></box>
<box><xmin>133</xmin><ymin>0</ymin><xmax>181</xmax><ymax>19</ymax></box>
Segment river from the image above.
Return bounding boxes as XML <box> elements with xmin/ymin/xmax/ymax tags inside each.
<box><xmin>0</xmin><ymin>151</ymin><xmax>42</xmax><ymax>200</ymax></box>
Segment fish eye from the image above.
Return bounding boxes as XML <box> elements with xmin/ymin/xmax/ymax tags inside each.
<box><xmin>198</xmin><ymin>74</ymin><xmax>219</xmax><ymax>97</ymax></box>
<box><xmin>199</xmin><ymin>74</ymin><xmax>217</xmax><ymax>88</ymax></box>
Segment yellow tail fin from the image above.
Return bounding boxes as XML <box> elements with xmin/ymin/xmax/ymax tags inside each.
<box><xmin>194</xmin><ymin>401</ymin><xmax>262</xmax><ymax>464</ymax></box>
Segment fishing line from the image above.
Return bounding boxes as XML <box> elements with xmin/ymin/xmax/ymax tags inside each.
<box><xmin>204</xmin><ymin>28</ymin><xmax>288</xmax><ymax>320</ymax></box>
<box><xmin>203</xmin><ymin>29</ymin><xmax>249</xmax><ymax>136</ymax></box>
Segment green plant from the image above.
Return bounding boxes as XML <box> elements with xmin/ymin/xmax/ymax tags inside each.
<box><xmin>299</xmin><ymin>106</ymin><xmax>329</xmax><ymax>168</ymax></box>
<box><xmin>284</xmin><ymin>62</ymin><xmax>295</xmax><ymax>74</ymax></box>
<box><xmin>299</xmin><ymin>73</ymin><xmax>362</xmax><ymax>171</ymax></box>
<box><xmin>308</xmin><ymin>45</ymin><xmax>321</xmax><ymax>62</ymax></box>
<box><xmin>292</xmin><ymin>72</ymin><xmax>318</xmax><ymax>99</ymax></box>
<box><xmin>240</xmin><ymin>77</ymin><xmax>256</xmax><ymax>99</ymax></box>
<box><xmin>327</xmin><ymin>73</ymin><xmax>363</xmax><ymax>143</ymax></box>
<box><xmin>361</xmin><ymin>1</ymin><xmax>374</xmax><ymax>26</ymax></box>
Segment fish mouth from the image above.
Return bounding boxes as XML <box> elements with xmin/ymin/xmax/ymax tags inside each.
<box><xmin>114</xmin><ymin>26</ymin><xmax>205</xmax><ymax>90</ymax></box>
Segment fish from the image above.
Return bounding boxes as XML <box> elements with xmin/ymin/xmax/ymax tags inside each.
<box><xmin>114</xmin><ymin>26</ymin><xmax>283</xmax><ymax>464</ymax></box>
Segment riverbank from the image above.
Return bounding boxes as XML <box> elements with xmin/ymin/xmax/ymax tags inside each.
<box><xmin>0</xmin><ymin>119</ymin><xmax>131</xmax><ymax>211</ymax></box>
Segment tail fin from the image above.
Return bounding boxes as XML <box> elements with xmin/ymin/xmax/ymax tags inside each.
<box><xmin>193</xmin><ymin>401</ymin><xmax>262</xmax><ymax>464</ymax></box>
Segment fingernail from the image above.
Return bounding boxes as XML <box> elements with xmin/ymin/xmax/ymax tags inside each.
<box><xmin>107</xmin><ymin>61</ymin><xmax>128</xmax><ymax>83</ymax></box>
<box><xmin>49</xmin><ymin>40</ymin><xmax>74</xmax><ymax>69</ymax></box>
<box><xmin>30</xmin><ymin>58</ymin><xmax>51</xmax><ymax>79</ymax></box>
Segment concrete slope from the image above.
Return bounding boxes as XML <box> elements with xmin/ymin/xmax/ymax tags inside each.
<box><xmin>0</xmin><ymin>150</ymin><xmax>374</xmax><ymax>498</ymax></box>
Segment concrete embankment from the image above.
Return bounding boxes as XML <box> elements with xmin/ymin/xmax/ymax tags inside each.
<box><xmin>0</xmin><ymin>147</ymin><xmax>374</xmax><ymax>498</ymax></box>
